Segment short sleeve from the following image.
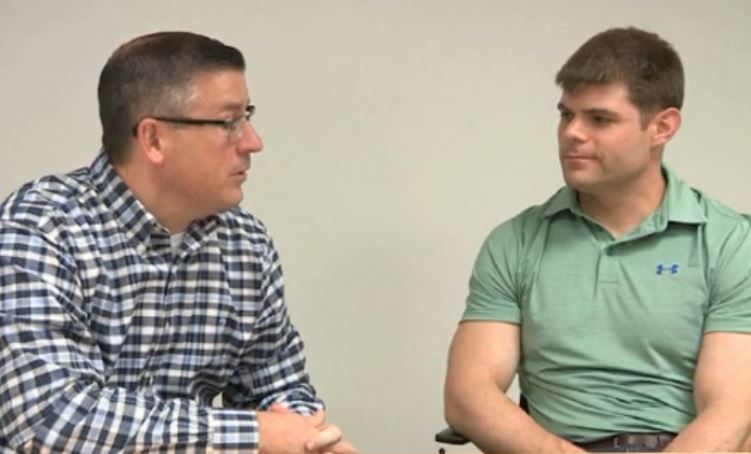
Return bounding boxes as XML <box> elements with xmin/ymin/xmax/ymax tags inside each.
<box><xmin>463</xmin><ymin>220</ymin><xmax>522</xmax><ymax>324</ymax></box>
<box><xmin>704</xmin><ymin>217</ymin><xmax>751</xmax><ymax>333</ymax></box>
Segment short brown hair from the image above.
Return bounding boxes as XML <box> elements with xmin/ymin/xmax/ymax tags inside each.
<box><xmin>97</xmin><ymin>31</ymin><xmax>245</xmax><ymax>164</ymax></box>
<box><xmin>555</xmin><ymin>27</ymin><xmax>684</xmax><ymax>122</ymax></box>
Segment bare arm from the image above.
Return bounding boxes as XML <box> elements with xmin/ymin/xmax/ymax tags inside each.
<box><xmin>444</xmin><ymin>321</ymin><xmax>585</xmax><ymax>453</ymax></box>
<box><xmin>665</xmin><ymin>332</ymin><xmax>751</xmax><ymax>452</ymax></box>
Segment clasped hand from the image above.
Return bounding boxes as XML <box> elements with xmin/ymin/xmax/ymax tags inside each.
<box><xmin>258</xmin><ymin>403</ymin><xmax>358</xmax><ymax>454</ymax></box>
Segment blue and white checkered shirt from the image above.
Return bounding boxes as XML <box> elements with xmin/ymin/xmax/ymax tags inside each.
<box><xmin>0</xmin><ymin>151</ymin><xmax>322</xmax><ymax>452</ymax></box>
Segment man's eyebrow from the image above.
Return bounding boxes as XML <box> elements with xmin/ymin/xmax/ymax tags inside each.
<box><xmin>556</xmin><ymin>103</ymin><xmax>618</xmax><ymax>117</ymax></box>
<box><xmin>218</xmin><ymin>100</ymin><xmax>250</xmax><ymax>113</ymax></box>
<box><xmin>584</xmin><ymin>108</ymin><xmax>618</xmax><ymax>117</ymax></box>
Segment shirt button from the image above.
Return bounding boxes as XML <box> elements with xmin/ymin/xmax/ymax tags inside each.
<box><xmin>144</xmin><ymin>374</ymin><xmax>153</xmax><ymax>387</ymax></box>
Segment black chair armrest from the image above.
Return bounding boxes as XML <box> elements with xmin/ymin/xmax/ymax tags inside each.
<box><xmin>435</xmin><ymin>426</ymin><xmax>469</xmax><ymax>445</ymax></box>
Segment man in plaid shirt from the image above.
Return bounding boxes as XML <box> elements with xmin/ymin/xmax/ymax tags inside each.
<box><xmin>0</xmin><ymin>31</ymin><xmax>356</xmax><ymax>453</ymax></box>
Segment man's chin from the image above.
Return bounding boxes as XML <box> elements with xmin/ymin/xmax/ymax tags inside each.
<box><xmin>226</xmin><ymin>192</ymin><xmax>245</xmax><ymax>209</ymax></box>
<box><xmin>563</xmin><ymin>173</ymin><xmax>595</xmax><ymax>192</ymax></box>
<box><xmin>210</xmin><ymin>193</ymin><xmax>245</xmax><ymax>215</ymax></box>
<box><xmin>562</xmin><ymin>165</ymin><xmax>597</xmax><ymax>185</ymax></box>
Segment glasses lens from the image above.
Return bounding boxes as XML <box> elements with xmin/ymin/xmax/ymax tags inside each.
<box><xmin>222</xmin><ymin>105</ymin><xmax>254</xmax><ymax>143</ymax></box>
<box><xmin>228</xmin><ymin>105</ymin><xmax>255</xmax><ymax>143</ymax></box>
<box><xmin>228</xmin><ymin>118</ymin><xmax>246</xmax><ymax>143</ymax></box>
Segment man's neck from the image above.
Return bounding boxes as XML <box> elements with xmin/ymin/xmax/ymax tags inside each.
<box><xmin>578</xmin><ymin>170</ymin><xmax>667</xmax><ymax>239</ymax></box>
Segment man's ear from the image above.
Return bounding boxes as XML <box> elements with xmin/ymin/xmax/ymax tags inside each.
<box><xmin>134</xmin><ymin>118</ymin><xmax>166</xmax><ymax>165</ymax></box>
<box><xmin>650</xmin><ymin>107</ymin><xmax>682</xmax><ymax>148</ymax></box>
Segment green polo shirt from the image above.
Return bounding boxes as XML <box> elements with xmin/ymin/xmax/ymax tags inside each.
<box><xmin>463</xmin><ymin>168</ymin><xmax>751</xmax><ymax>442</ymax></box>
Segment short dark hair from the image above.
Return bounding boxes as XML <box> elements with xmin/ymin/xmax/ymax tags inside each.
<box><xmin>98</xmin><ymin>31</ymin><xmax>245</xmax><ymax>163</ymax></box>
<box><xmin>555</xmin><ymin>27</ymin><xmax>684</xmax><ymax>123</ymax></box>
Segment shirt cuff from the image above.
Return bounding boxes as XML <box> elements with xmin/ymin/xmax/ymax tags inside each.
<box><xmin>208</xmin><ymin>407</ymin><xmax>259</xmax><ymax>452</ymax></box>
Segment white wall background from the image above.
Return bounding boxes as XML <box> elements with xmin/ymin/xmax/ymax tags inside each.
<box><xmin>1</xmin><ymin>1</ymin><xmax>750</xmax><ymax>452</ymax></box>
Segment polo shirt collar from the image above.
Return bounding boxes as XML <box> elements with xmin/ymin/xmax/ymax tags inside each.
<box><xmin>541</xmin><ymin>166</ymin><xmax>707</xmax><ymax>226</ymax></box>
<box><xmin>660</xmin><ymin>166</ymin><xmax>707</xmax><ymax>225</ymax></box>
<box><xmin>541</xmin><ymin>186</ymin><xmax>579</xmax><ymax>218</ymax></box>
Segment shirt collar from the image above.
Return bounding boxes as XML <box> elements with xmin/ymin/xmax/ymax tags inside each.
<box><xmin>659</xmin><ymin>166</ymin><xmax>707</xmax><ymax>225</ymax></box>
<box><xmin>541</xmin><ymin>166</ymin><xmax>707</xmax><ymax>226</ymax></box>
<box><xmin>541</xmin><ymin>186</ymin><xmax>579</xmax><ymax>218</ymax></box>
<box><xmin>90</xmin><ymin>151</ymin><xmax>162</xmax><ymax>254</ymax></box>
<box><xmin>89</xmin><ymin>150</ymin><xmax>222</xmax><ymax>256</ymax></box>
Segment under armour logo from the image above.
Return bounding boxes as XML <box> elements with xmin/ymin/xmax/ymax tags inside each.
<box><xmin>656</xmin><ymin>263</ymin><xmax>679</xmax><ymax>275</ymax></box>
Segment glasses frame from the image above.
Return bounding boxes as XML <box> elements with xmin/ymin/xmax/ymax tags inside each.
<box><xmin>131</xmin><ymin>104</ymin><xmax>256</xmax><ymax>143</ymax></box>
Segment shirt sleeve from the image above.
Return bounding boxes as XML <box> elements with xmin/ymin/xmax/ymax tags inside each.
<box><xmin>0</xmin><ymin>220</ymin><xmax>259</xmax><ymax>452</ymax></box>
<box><xmin>704</xmin><ymin>216</ymin><xmax>751</xmax><ymax>333</ymax></box>
<box><xmin>462</xmin><ymin>219</ymin><xmax>523</xmax><ymax>324</ymax></box>
<box><xmin>221</xmin><ymin>238</ymin><xmax>323</xmax><ymax>416</ymax></box>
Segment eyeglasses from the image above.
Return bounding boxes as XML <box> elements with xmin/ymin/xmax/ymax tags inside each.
<box><xmin>131</xmin><ymin>104</ymin><xmax>256</xmax><ymax>143</ymax></box>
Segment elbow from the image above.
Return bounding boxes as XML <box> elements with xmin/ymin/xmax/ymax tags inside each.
<box><xmin>443</xmin><ymin>383</ymin><xmax>469</xmax><ymax>430</ymax></box>
<box><xmin>444</xmin><ymin>400</ymin><xmax>459</xmax><ymax>428</ymax></box>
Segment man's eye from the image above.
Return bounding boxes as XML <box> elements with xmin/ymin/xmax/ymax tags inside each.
<box><xmin>224</xmin><ymin>118</ymin><xmax>243</xmax><ymax>129</ymax></box>
<box><xmin>559</xmin><ymin>111</ymin><xmax>573</xmax><ymax>121</ymax></box>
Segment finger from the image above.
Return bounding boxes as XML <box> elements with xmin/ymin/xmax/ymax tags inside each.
<box><xmin>305</xmin><ymin>424</ymin><xmax>342</xmax><ymax>451</ymax></box>
<box><xmin>320</xmin><ymin>440</ymin><xmax>358</xmax><ymax>454</ymax></box>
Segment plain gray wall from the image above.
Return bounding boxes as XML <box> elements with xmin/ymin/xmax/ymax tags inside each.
<box><xmin>1</xmin><ymin>1</ymin><xmax>750</xmax><ymax>452</ymax></box>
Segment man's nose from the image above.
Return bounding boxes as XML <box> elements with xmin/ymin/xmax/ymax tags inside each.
<box><xmin>238</xmin><ymin>122</ymin><xmax>263</xmax><ymax>153</ymax></box>
<box><xmin>560</xmin><ymin>118</ymin><xmax>587</xmax><ymax>142</ymax></box>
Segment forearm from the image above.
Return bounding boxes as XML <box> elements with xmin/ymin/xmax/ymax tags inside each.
<box><xmin>4</xmin><ymin>377</ymin><xmax>260</xmax><ymax>452</ymax></box>
<box><xmin>665</xmin><ymin>406</ymin><xmax>751</xmax><ymax>452</ymax></box>
<box><xmin>229</xmin><ymin>376</ymin><xmax>322</xmax><ymax>416</ymax></box>
<box><xmin>235</xmin><ymin>265</ymin><xmax>323</xmax><ymax>415</ymax></box>
<box><xmin>225</xmin><ymin>324</ymin><xmax>322</xmax><ymax>416</ymax></box>
<box><xmin>445</xmin><ymin>387</ymin><xmax>585</xmax><ymax>453</ymax></box>
<box><xmin>0</xmin><ymin>326</ymin><xmax>258</xmax><ymax>452</ymax></box>
<box><xmin>669</xmin><ymin>332</ymin><xmax>751</xmax><ymax>452</ymax></box>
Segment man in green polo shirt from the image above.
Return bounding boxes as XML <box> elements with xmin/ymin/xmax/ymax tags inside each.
<box><xmin>444</xmin><ymin>27</ymin><xmax>751</xmax><ymax>453</ymax></box>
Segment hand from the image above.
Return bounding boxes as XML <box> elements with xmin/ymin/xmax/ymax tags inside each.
<box><xmin>265</xmin><ymin>403</ymin><xmax>358</xmax><ymax>454</ymax></box>
<box><xmin>257</xmin><ymin>406</ymin><xmax>320</xmax><ymax>454</ymax></box>
<box><xmin>305</xmin><ymin>422</ymin><xmax>357</xmax><ymax>454</ymax></box>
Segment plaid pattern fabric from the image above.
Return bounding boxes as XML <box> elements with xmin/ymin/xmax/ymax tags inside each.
<box><xmin>0</xmin><ymin>151</ymin><xmax>321</xmax><ymax>452</ymax></box>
